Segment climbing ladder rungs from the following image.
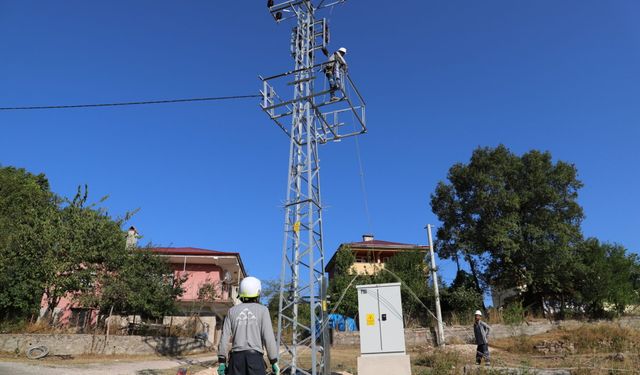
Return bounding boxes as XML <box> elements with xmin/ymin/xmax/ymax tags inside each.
<box><xmin>288</xmin><ymin>76</ymin><xmax>316</xmax><ymax>85</ymax></box>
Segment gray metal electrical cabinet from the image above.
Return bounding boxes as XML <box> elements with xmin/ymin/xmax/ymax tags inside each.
<box><xmin>357</xmin><ymin>282</ymin><xmax>406</xmax><ymax>355</ymax></box>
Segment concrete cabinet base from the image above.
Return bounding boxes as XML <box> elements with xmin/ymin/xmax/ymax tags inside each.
<box><xmin>357</xmin><ymin>354</ymin><xmax>412</xmax><ymax>375</ymax></box>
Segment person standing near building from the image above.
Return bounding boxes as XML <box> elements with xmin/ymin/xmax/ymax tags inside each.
<box><xmin>324</xmin><ymin>47</ymin><xmax>347</xmax><ymax>101</ymax></box>
<box><xmin>473</xmin><ymin>310</ymin><xmax>491</xmax><ymax>366</ymax></box>
<box><xmin>217</xmin><ymin>277</ymin><xmax>280</xmax><ymax>375</ymax></box>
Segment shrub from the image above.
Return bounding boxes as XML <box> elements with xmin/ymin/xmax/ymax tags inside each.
<box><xmin>0</xmin><ymin>319</ymin><xmax>27</xmax><ymax>334</ymax></box>
<box><xmin>502</xmin><ymin>301</ymin><xmax>525</xmax><ymax>325</ymax></box>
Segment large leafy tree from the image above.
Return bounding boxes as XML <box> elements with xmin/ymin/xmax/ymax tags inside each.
<box><xmin>1</xmin><ymin>165</ymin><xmax>183</xmax><ymax>324</ymax></box>
<box><xmin>441</xmin><ymin>270</ymin><xmax>483</xmax><ymax>322</ymax></box>
<box><xmin>83</xmin><ymin>248</ymin><xmax>185</xmax><ymax>319</ymax></box>
<box><xmin>575</xmin><ymin>238</ymin><xmax>640</xmax><ymax>317</ymax></box>
<box><xmin>327</xmin><ymin>246</ymin><xmax>434</xmax><ymax>326</ymax></box>
<box><xmin>376</xmin><ymin>250</ymin><xmax>432</xmax><ymax>327</ymax></box>
<box><xmin>431</xmin><ymin>145</ymin><xmax>584</xmax><ymax>312</ymax></box>
<box><xmin>33</xmin><ymin>186</ymin><xmax>129</xmax><ymax>321</ymax></box>
<box><xmin>327</xmin><ymin>246</ymin><xmax>361</xmax><ymax>318</ymax></box>
<box><xmin>0</xmin><ymin>167</ymin><xmax>55</xmax><ymax>318</ymax></box>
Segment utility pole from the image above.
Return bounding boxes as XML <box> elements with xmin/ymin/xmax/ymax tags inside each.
<box><xmin>426</xmin><ymin>224</ymin><xmax>445</xmax><ymax>347</ymax></box>
<box><xmin>261</xmin><ymin>2</ymin><xmax>367</xmax><ymax>374</ymax></box>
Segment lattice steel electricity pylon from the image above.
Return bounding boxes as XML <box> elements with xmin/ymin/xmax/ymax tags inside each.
<box><xmin>260</xmin><ymin>1</ymin><xmax>366</xmax><ymax>374</ymax></box>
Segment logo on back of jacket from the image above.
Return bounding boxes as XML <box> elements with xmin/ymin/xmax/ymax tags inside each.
<box><xmin>236</xmin><ymin>308</ymin><xmax>258</xmax><ymax>325</ymax></box>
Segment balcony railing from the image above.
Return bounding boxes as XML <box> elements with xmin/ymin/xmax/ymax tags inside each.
<box><xmin>260</xmin><ymin>61</ymin><xmax>366</xmax><ymax>144</ymax></box>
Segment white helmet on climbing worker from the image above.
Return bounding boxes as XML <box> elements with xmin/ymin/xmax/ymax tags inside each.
<box><xmin>239</xmin><ymin>276</ymin><xmax>262</xmax><ymax>298</ymax></box>
<box><xmin>338</xmin><ymin>47</ymin><xmax>347</xmax><ymax>55</ymax></box>
<box><xmin>474</xmin><ymin>310</ymin><xmax>483</xmax><ymax>316</ymax></box>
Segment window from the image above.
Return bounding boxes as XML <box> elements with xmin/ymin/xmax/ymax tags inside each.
<box><xmin>70</xmin><ymin>308</ymin><xmax>91</xmax><ymax>331</ymax></box>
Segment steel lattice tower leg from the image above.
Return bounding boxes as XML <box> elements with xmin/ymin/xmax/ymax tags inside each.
<box><xmin>262</xmin><ymin>1</ymin><xmax>366</xmax><ymax>374</ymax></box>
<box><xmin>276</xmin><ymin>5</ymin><xmax>328</xmax><ymax>375</ymax></box>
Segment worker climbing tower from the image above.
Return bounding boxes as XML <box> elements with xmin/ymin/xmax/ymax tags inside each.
<box><xmin>260</xmin><ymin>1</ymin><xmax>366</xmax><ymax>374</ymax></box>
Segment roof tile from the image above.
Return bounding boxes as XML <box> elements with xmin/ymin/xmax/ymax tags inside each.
<box><xmin>149</xmin><ymin>247</ymin><xmax>239</xmax><ymax>256</ymax></box>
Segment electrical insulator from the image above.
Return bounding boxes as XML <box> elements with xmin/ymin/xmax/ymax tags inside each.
<box><xmin>290</xmin><ymin>27</ymin><xmax>298</xmax><ymax>55</ymax></box>
<box><xmin>324</xmin><ymin>21</ymin><xmax>330</xmax><ymax>44</ymax></box>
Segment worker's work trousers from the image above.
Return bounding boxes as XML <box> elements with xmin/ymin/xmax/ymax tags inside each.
<box><xmin>326</xmin><ymin>66</ymin><xmax>342</xmax><ymax>92</ymax></box>
<box><xmin>228</xmin><ymin>350</ymin><xmax>267</xmax><ymax>375</ymax></box>
<box><xmin>476</xmin><ymin>344</ymin><xmax>490</xmax><ymax>365</ymax></box>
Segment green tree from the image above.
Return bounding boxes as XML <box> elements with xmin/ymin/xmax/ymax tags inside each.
<box><xmin>441</xmin><ymin>270</ymin><xmax>483</xmax><ymax>322</ymax></box>
<box><xmin>0</xmin><ymin>166</ymin><xmax>185</xmax><ymax>324</ymax></box>
<box><xmin>327</xmin><ymin>246</ymin><xmax>361</xmax><ymax>318</ymax></box>
<box><xmin>575</xmin><ymin>238</ymin><xmax>640</xmax><ymax>317</ymax></box>
<box><xmin>0</xmin><ymin>167</ymin><xmax>56</xmax><ymax>319</ymax></box>
<box><xmin>376</xmin><ymin>250</ymin><xmax>432</xmax><ymax>326</ymax></box>
<box><xmin>431</xmin><ymin>145</ymin><xmax>584</xmax><ymax>313</ymax></box>
<box><xmin>261</xmin><ymin>279</ymin><xmax>282</xmax><ymax>321</ymax></box>
<box><xmin>35</xmin><ymin>186</ymin><xmax>129</xmax><ymax>322</ymax></box>
<box><xmin>85</xmin><ymin>248</ymin><xmax>185</xmax><ymax>319</ymax></box>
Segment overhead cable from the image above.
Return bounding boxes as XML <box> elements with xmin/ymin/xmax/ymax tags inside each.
<box><xmin>0</xmin><ymin>94</ymin><xmax>261</xmax><ymax>111</ymax></box>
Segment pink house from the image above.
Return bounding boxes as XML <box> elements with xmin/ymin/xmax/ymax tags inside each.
<box><xmin>40</xmin><ymin>246</ymin><xmax>246</xmax><ymax>343</ymax></box>
<box><xmin>152</xmin><ymin>247</ymin><xmax>246</xmax><ymax>343</ymax></box>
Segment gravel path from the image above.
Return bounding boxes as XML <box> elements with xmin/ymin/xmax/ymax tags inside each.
<box><xmin>0</xmin><ymin>355</ymin><xmax>216</xmax><ymax>375</ymax></box>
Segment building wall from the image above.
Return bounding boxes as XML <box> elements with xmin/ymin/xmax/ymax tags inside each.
<box><xmin>162</xmin><ymin>315</ymin><xmax>216</xmax><ymax>344</ymax></box>
<box><xmin>332</xmin><ymin>319</ymin><xmax>640</xmax><ymax>347</ymax></box>
<box><xmin>0</xmin><ymin>333</ymin><xmax>211</xmax><ymax>356</ymax></box>
<box><xmin>328</xmin><ymin>247</ymin><xmax>426</xmax><ymax>278</ymax></box>
<box><xmin>350</xmin><ymin>262</ymin><xmax>384</xmax><ymax>275</ymax></box>
<box><xmin>39</xmin><ymin>262</ymin><xmax>234</xmax><ymax>327</ymax></box>
<box><xmin>332</xmin><ymin>321</ymin><xmax>574</xmax><ymax>347</ymax></box>
<box><xmin>171</xmin><ymin>263</ymin><xmax>229</xmax><ymax>302</ymax></box>
<box><xmin>39</xmin><ymin>294</ymin><xmax>99</xmax><ymax>329</ymax></box>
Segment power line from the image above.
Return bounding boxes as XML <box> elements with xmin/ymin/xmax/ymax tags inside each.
<box><xmin>0</xmin><ymin>94</ymin><xmax>261</xmax><ymax>111</ymax></box>
<box><xmin>354</xmin><ymin>133</ymin><xmax>373</xmax><ymax>234</ymax></box>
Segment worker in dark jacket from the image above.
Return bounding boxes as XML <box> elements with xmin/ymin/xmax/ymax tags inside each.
<box><xmin>217</xmin><ymin>276</ymin><xmax>279</xmax><ymax>375</ymax></box>
<box><xmin>473</xmin><ymin>310</ymin><xmax>491</xmax><ymax>365</ymax></box>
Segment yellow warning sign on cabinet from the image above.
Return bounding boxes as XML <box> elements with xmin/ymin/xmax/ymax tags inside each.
<box><xmin>366</xmin><ymin>313</ymin><xmax>375</xmax><ymax>326</ymax></box>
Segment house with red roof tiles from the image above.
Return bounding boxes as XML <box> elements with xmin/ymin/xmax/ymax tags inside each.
<box><xmin>325</xmin><ymin>234</ymin><xmax>429</xmax><ymax>279</ymax></box>
<box><xmin>152</xmin><ymin>246</ymin><xmax>246</xmax><ymax>344</ymax></box>
<box><xmin>39</xmin><ymin>242</ymin><xmax>246</xmax><ymax>345</ymax></box>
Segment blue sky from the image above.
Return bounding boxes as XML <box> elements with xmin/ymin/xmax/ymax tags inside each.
<box><xmin>1</xmin><ymin>1</ymin><xmax>639</xmax><ymax>291</ymax></box>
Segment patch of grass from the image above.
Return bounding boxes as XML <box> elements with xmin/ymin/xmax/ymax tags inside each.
<box><xmin>144</xmin><ymin>360</ymin><xmax>216</xmax><ymax>375</ymax></box>
<box><xmin>492</xmin><ymin>334</ymin><xmax>536</xmax><ymax>354</ymax></box>
<box><xmin>414</xmin><ymin>349</ymin><xmax>463</xmax><ymax>375</ymax></box>
<box><xmin>0</xmin><ymin>319</ymin><xmax>72</xmax><ymax>334</ymax></box>
<box><xmin>511</xmin><ymin>335</ymin><xmax>536</xmax><ymax>354</ymax></box>
<box><xmin>24</xmin><ymin>321</ymin><xmax>63</xmax><ymax>334</ymax></box>
<box><xmin>486</xmin><ymin>308</ymin><xmax>503</xmax><ymax>325</ymax></box>
<box><xmin>0</xmin><ymin>319</ymin><xmax>27</xmax><ymax>333</ymax></box>
<box><xmin>448</xmin><ymin>312</ymin><xmax>474</xmax><ymax>326</ymax></box>
<box><xmin>446</xmin><ymin>336</ymin><xmax>466</xmax><ymax>345</ymax></box>
<box><xmin>563</xmin><ymin>323</ymin><xmax>640</xmax><ymax>353</ymax></box>
<box><xmin>494</xmin><ymin>322</ymin><xmax>640</xmax><ymax>356</ymax></box>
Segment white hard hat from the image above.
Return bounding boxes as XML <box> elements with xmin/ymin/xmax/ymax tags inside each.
<box><xmin>239</xmin><ymin>276</ymin><xmax>262</xmax><ymax>298</ymax></box>
<box><xmin>474</xmin><ymin>310</ymin><xmax>483</xmax><ymax>316</ymax></box>
<box><xmin>338</xmin><ymin>47</ymin><xmax>347</xmax><ymax>54</ymax></box>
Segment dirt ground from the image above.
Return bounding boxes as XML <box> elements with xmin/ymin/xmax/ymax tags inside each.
<box><xmin>0</xmin><ymin>346</ymin><xmax>509</xmax><ymax>375</ymax></box>
<box><xmin>0</xmin><ymin>353</ymin><xmax>216</xmax><ymax>375</ymax></box>
<box><xmin>2</xmin><ymin>324</ymin><xmax>639</xmax><ymax>374</ymax></box>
